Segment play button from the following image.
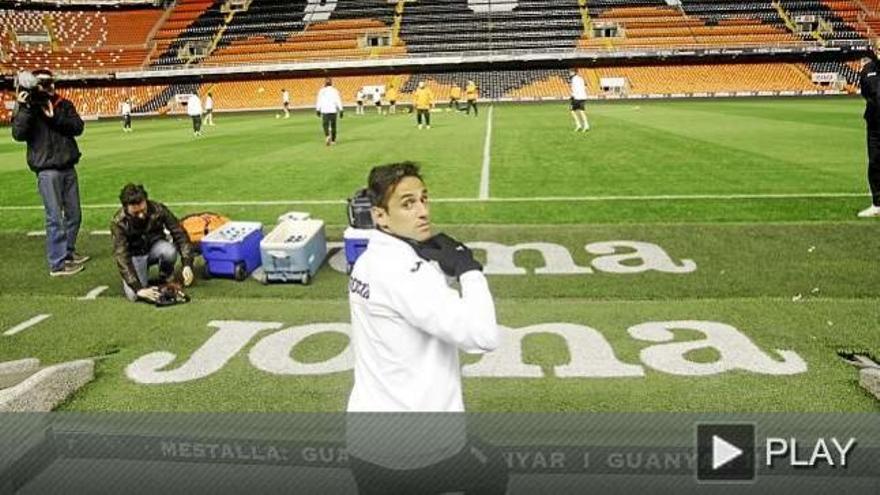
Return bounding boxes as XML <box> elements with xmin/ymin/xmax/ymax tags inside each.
<box><xmin>697</xmin><ymin>424</ymin><xmax>755</xmax><ymax>482</ymax></box>
<box><xmin>712</xmin><ymin>435</ymin><xmax>743</xmax><ymax>470</ymax></box>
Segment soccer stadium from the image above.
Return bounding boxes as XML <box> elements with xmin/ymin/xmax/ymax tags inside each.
<box><xmin>1</xmin><ymin>0</ymin><xmax>879</xmax><ymax>492</ymax></box>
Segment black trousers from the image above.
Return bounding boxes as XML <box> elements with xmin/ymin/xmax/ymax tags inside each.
<box><xmin>868</xmin><ymin>124</ymin><xmax>880</xmax><ymax>206</ymax></box>
<box><xmin>322</xmin><ymin>112</ymin><xmax>338</xmax><ymax>141</ymax></box>
<box><xmin>123</xmin><ymin>114</ymin><xmax>131</xmax><ymax>129</ymax></box>
<box><xmin>466</xmin><ymin>99</ymin><xmax>478</xmax><ymax>116</ymax></box>
<box><xmin>349</xmin><ymin>440</ymin><xmax>508</xmax><ymax>495</ymax></box>
<box><xmin>417</xmin><ymin>109</ymin><xmax>430</xmax><ymax>126</ymax></box>
<box><xmin>449</xmin><ymin>98</ymin><xmax>459</xmax><ymax>110</ymax></box>
<box><xmin>191</xmin><ymin>115</ymin><xmax>201</xmax><ymax>133</ymax></box>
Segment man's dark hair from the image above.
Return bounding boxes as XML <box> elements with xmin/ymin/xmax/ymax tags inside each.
<box><xmin>368</xmin><ymin>162</ymin><xmax>423</xmax><ymax>209</ymax></box>
<box><xmin>119</xmin><ymin>183</ymin><xmax>148</xmax><ymax>206</ymax></box>
<box><xmin>325</xmin><ymin>78</ymin><xmax>333</xmax><ymax>87</ymax></box>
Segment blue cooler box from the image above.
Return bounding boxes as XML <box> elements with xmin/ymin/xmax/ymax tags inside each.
<box><xmin>343</xmin><ymin>227</ymin><xmax>372</xmax><ymax>273</ymax></box>
<box><xmin>201</xmin><ymin>221</ymin><xmax>263</xmax><ymax>281</ymax></box>
<box><xmin>260</xmin><ymin>219</ymin><xmax>327</xmax><ymax>284</ymax></box>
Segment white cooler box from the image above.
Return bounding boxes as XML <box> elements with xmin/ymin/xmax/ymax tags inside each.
<box><xmin>260</xmin><ymin>219</ymin><xmax>327</xmax><ymax>284</ymax></box>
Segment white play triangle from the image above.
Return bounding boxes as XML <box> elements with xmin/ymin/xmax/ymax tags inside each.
<box><xmin>712</xmin><ymin>435</ymin><xmax>743</xmax><ymax>470</ymax></box>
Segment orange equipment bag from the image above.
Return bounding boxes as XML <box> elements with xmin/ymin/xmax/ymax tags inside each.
<box><xmin>180</xmin><ymin>212</ymin><xmax>230</xmax><ymax>246</ymax></box>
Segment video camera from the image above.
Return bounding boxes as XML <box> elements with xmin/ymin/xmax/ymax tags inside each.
<box><xmin>155</xmin><ymin>282</ymin><xmax>190</xmax><ymax>308</ymax></box>
<box><xmin>15</xmin><ymin>70</ymin><xmax>54</xmax><ymax>107</ymax></box>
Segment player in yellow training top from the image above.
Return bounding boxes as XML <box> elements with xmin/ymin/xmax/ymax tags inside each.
<box><xmin>386</xmin><ymin>85</ymin><xmax>399</xmax><ymax>114</ymax></box>
<box><xmin>414</xmin><ymin>81</ymin><xmax>435</xmax><ymax>130</ymax></box>
<box><xmin>465</xmin><ymin>80</ymin><xmax>478</xmax><ymax>117</ymax></box>
<box><xmin>448</xmin><ymin>84</ymin><xmax>461</xmax><ymax>112</ymax></box>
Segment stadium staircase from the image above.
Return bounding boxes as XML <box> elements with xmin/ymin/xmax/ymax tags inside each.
<box><xmin>151</xmin><ymin>0</ymin><xmax>226</xmax><ymax>67</ymax></box>
<box><xmin>133</xmin><ymin>82</ymin><xmax>200</xmax><ymax>113</ymax></box>
<box><xmin>849</xmin><ymin>0</ymin><xmax>880</xmax><ymax>40</ymax></box>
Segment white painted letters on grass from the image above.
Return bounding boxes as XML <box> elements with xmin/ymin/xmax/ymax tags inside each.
<box><xmin>249</xmin><ymin>323</ymin><xmax>353</xmax><ymax>375</ymax></box>
<box><xmin>126</xmin><ymin>320</ymin><xmax>806</xmax><ymax>384</ymax></box>
<box><xmin>327</xmin><ymin>239</ymin><xmax>695</xmax><ymax>276</ymax></box>
<box><xmin>125</xmin><ymin>321</ymin><xmax>283</xmax><ymax>384</ymax></box>
<box><xmin>462</xmin><ymin>323</ymin><xmax>643</xmax><ymax>378</ymax></box>
<box><xmin>629</xmin><ymin>321</ymin><xmax>807</xmax><ymax>375</ymax></box>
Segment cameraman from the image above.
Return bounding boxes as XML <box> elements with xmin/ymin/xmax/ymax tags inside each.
<box><xmin>111</xmin><ymin>184</ymin><xmax>195</xmax><ymax>303</ymax></box>
<box><xmin>11</xmin><ymin>69</ymin><xmax>89</xmax><ymax>277</ymax></box>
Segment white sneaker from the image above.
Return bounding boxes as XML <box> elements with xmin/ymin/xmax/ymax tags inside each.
<box><xmin>574</xmin><ymin>126</ymin><xmax>582</xmax><ymax>132</ymax></box>
<box><xmin>418</xmin><ymin>124</ymin><xmax>423</xmax><ymax>130</ymax></box>
<box><xmin>857</xmin><ymin>205</ymin><xmax>880</xmax><ymax>218</ymax></box>
<box><xmin>50</xmin><ymin>263</ymin><xmax>84</xmax><ymax>277</ymax></box>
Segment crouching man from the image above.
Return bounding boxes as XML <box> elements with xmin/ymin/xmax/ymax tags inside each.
<box><xmin>111</xmin><ymin>183</ymin><xmax>194</xmax><ymax>302</ymax></box>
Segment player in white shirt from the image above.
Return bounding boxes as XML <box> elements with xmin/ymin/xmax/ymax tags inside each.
<box><xmin>121</xmin><ymin>98</ymin><xmax>132</xmax><ymax>133</ymax></box>
<box><xmin>356</xmin><ymin>88</ymin><xmax>365</xmax><ymax>115</ymax></box>
<box><xmin>373</xmin><ymin>87</ymin><xmax>383</xmax><ymax>115</ymax></box>
<box><xmin>186</xmin><ymin>93</ymin><xmax>202</xmax><ymax>137</ymax></box>
<box><xmin>569</xmin><ymin>69</ymin><xmax>590</xmax><ymax>132</ymax></box>
<box><xmin>281</xmin><ymin>89</ymin><xmax>290</xmax><ymax>118</ymax></box>
<box><xmin>346</xmin><ymin>162</ymin><xmax>506</xmax><ymax>493</ymax></box>
<box><xmin>203</xmin><ymin>92</ymin><xmax>215</xmax><ymax>126</ymax></box>
<box><xmin>315</xmin><ymin>78</ymin><xmax>344</xmax><ymax>145</ymax></box>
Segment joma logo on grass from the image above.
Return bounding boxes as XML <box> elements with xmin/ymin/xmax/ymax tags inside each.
<box><xmin>326</xmin><ymin>240</ymin><xmax>697</xmax><ymax>275</ymax></box>
<box><xmin>126</xmin><ymin>320</ymin><xmax>805</xmax><ymax>384</ymax></box>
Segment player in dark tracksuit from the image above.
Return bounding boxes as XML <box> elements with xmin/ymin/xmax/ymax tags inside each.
<box><xmin>858</xmin><ymin>52</ymin><xmax>880</xmax><ymax>217</ymax></box>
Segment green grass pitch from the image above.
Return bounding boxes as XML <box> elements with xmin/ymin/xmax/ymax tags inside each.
<box><xmin>0</xmin><ymin>97</ymin><xmax>877</xmax><ymax>412</ymax></box>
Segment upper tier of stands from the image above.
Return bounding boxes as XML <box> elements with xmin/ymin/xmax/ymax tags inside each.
<box><xmin>1</xmin><ymin>7</ymin><xmax>163</xmax><ymax>74</ymax></box>
<box><xmin>0</xmin><ymin>0</ymin><xmax>874</xmax><ymax>75</ymax></box>
<box><xmin>147</xmin><ymin>0</ymin><xmax>874</xmax><ymax>69</ymax></box>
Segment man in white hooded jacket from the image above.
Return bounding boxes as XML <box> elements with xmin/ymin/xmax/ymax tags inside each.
<box><xmin>315</xmin><ymin>78</ymin><xmax>344</xmax><ymax>145</ymax></box>
<box><xmin>346</xmin><ymin>162</ymin><xmax>506</xmax><ymax>494</ymax></box>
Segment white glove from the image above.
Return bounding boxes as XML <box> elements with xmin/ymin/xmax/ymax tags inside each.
<box><xmin>16</xmin><ymin>91</ymin><xmax>29</xmax><ymax>104</ymax></box>
<box><xmin>182</xmin><ymin>266</ymin><xmax>194</xmax><ymax>287</ymax></box>
<box><xmin>137</xmin><ymin>287</ymin><xmax>160</xmax><ymax>302</ymax></box>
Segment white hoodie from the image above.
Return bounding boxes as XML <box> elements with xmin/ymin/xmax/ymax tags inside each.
<box><xmin>316</xmin><ymin>85</ymin><xmax>344</xmax><ymax>114</ymax></box>
<box><xmin>346</xmin><ymin>230</ymin><xmax>500</xmax><ymax>469</ymax></box>
<box><xmin>186</xmin><ymin>94</ymin><xmax>202</xmax><ymax>116</ymax></box>
<box><xmin>347</xmin><ymin>230</ymin><xmax>499</xmax><ymax>413</ymax></box>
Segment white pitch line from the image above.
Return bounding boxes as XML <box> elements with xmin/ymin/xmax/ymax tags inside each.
<box><xmin>0</xmin><ymin>192</ymin><xmax>867</xmax><ymax>211</ymax></box>
<box><xmin>4</xmin><ymin>314</ymin><xmax>51</xmax><ymax>336</ymax></box>
<box><xmin>479</xmin><ymin>105</ymin><xmax>494</xmax><ymax>200</ymax></box>
<box><xmin>78</xmin><ymin>286</ymin><xmax>109</xmax><ymax>300</ymax></box>
<box><xmin>26</xmin><ymin>230</ymin><xmax>110</xmax><ymax>237</ymax></box>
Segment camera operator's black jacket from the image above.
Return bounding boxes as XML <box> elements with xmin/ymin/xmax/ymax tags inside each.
<box><xmin>110</xmin><ymin>200</ymin><xmax>195</xmax><ymax>291</ymax></box>
<box><xmin>11</xmin><ymin>95</ymin><xmax>84</xmax><ymax>173</ymax></box>
<box><xmin>860</xmin><ymin>59</ymin><xmax>880</xmax><ymax>126</ymax></box>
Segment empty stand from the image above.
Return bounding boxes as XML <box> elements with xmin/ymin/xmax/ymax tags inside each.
<box><xmin>1</xmin><ymin>7</ymin><xmax>163</xmax><ymax>74</ymax></box>
<box><xmin>582</xmin><ymin>1</ymin><xmax>808</xmax><ymax>50</ymax></box>
<box><xmin>399</xmin><ymin>0</ymin><xmax>582</xmax><ymax>55</ymax></box>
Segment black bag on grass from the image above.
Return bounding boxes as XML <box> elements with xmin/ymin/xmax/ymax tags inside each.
<box><xmin>347</xmin><ymin>188</ymin><xmax>375</xmax><ymax>229</ymax></box>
